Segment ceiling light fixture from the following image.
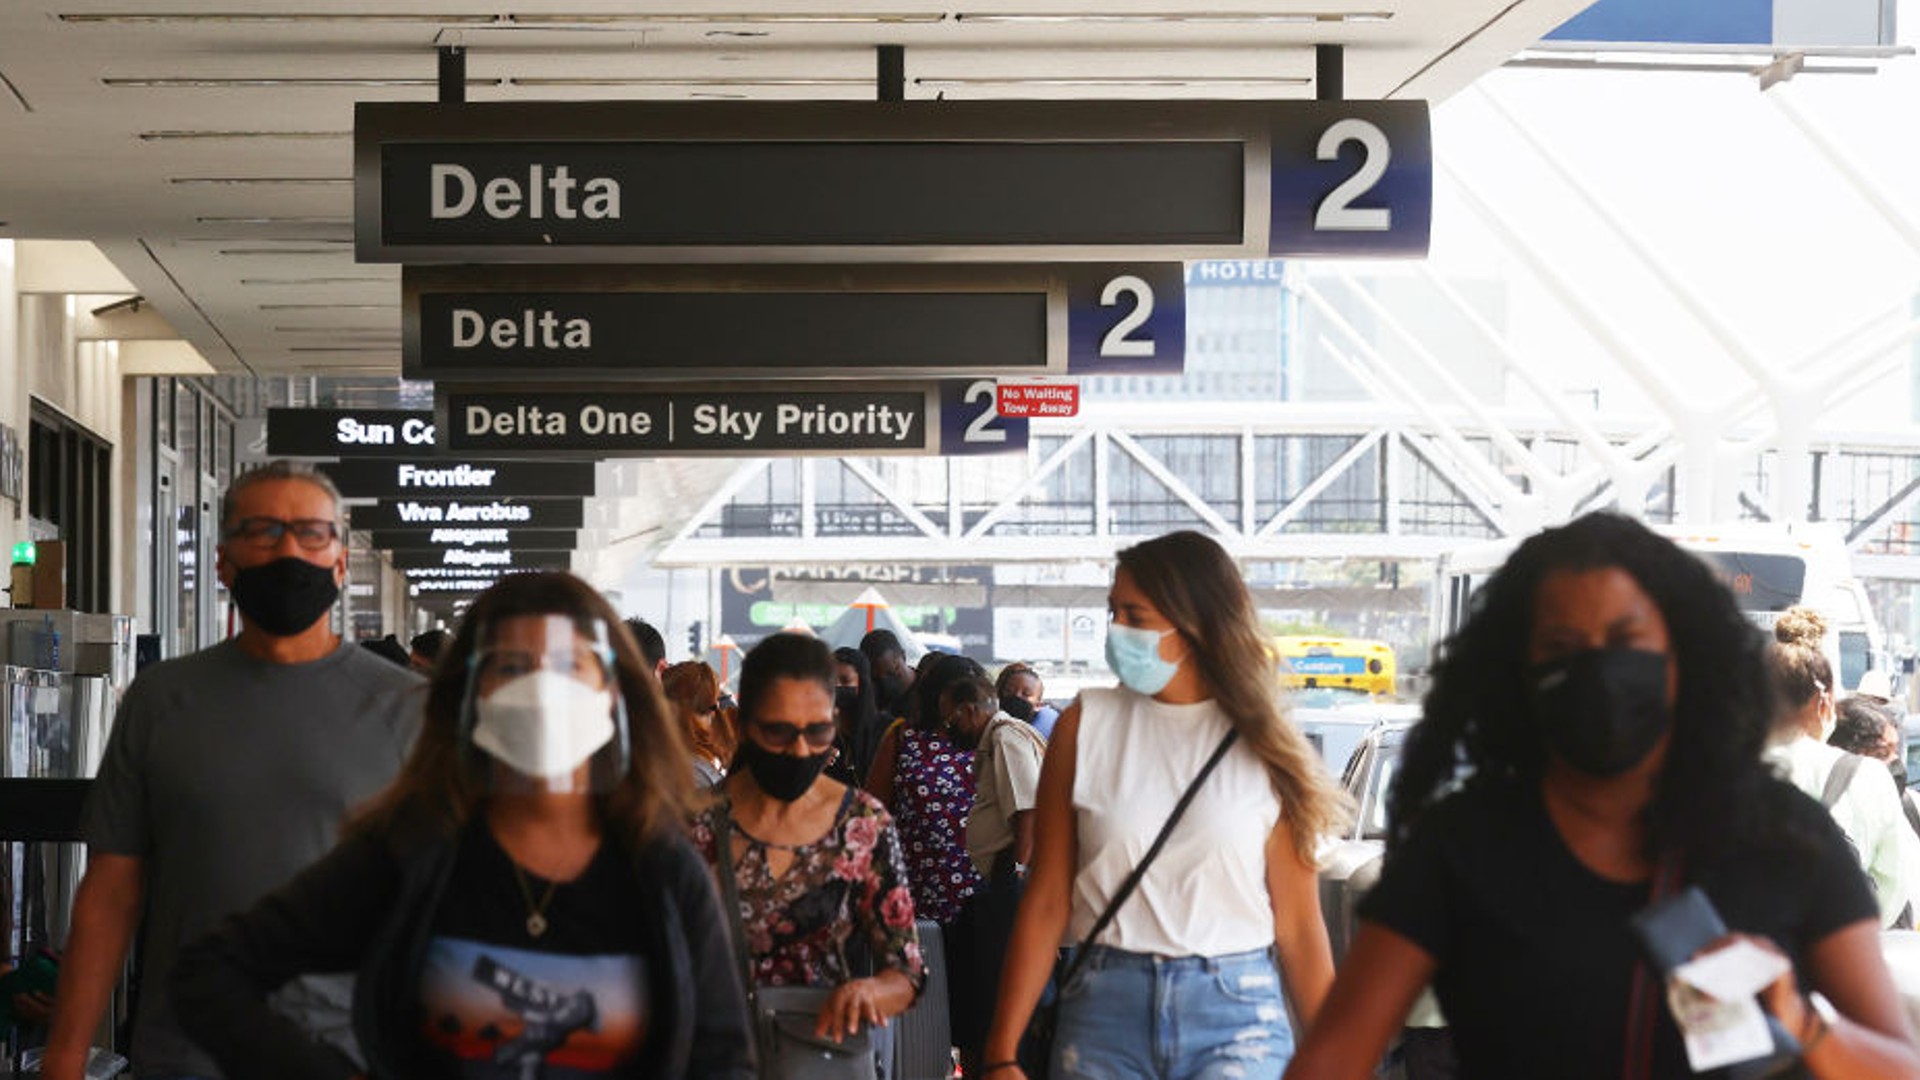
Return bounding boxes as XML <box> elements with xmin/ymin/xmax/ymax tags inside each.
<box><xmin>62</xmin><ymin>12</ymin><xmax>500</xmax><ymax>24</ymax></box>
<box><xmin>504</xmin><ymin>12</ymin><xmax>943</xmax><ymax>25</ymax></box>
<box><xmin>272</xmin><ymin>326</ymin><xmax>394</xmax><ymax>333</ymax></box>
<box><xmin>194</xmin><ymin>216</ymin><xmax>351</xmax><ymax>226</ymax></box>
<box><xmin>289</xmin><ymin>347</ymin><xmax>395</xmax><ymax>353</ymax></box>
<box><xmin>171</xmin><ymin>177</ymin><xmax>351</xmax><ymax>185</ymax></box>
<box><xmin>142</xmin><ymin>130</ymin><xmax>350</xmax><ymax>140</ymax></box>
<box><xmin>107</xmin><ymin>77</ymin><xmax>502</xmax><ymax>88</ymax></box>
<box><xmin>953</xmin><ymin>9</ymin><xmax>1389</xmax><ymax>22</ymax></box>
<box><xmin>510</xmin><ymin>75</ymin><xmax>872</xmax><ymax>87</ymax></box>
<box><xmin>914</xmin><ymin>74</ymin><xmax>1313</xmax><ymax>86</ymax></box>
<box><xmin>221</xmin><ymin>248</ymin><xmax>354</xmax><ymax>256</ymax></box>
<box><xmin>260</xmin><ymin>303</ymin><xmax>396</xmax><ymax>310</ymax></box>
<box><xmin>240</xmin><ymin>277</ymin><xmax>389</xmax><ymax>285</ymax></box>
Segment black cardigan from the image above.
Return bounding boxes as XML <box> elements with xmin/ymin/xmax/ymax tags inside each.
<box><xmin>171</xmin><ymin>807</ymin><xmax>754</xmax><ymax>1080</ymax></box>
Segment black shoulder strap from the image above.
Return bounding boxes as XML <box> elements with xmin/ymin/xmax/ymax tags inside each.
<box><xmin>710</xmin><ymin>801</ymin><xmax>760</xmax><ymax>1005</ymax></box>
<box><xmin>1057</xmin><ymin>727</ymin><xmax>1239</xmax><ymax>988</ymax></box>
<box><xmin>1823</xmin><ymin>754</ymin><xmax>1865</xmax><ymax>810</ymax></box>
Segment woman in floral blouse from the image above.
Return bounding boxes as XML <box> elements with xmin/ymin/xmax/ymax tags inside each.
<box><xmin>868</xmin><ymin>654</ymin><xmax>990</xmax><ymax>926</ymax></box>
<box><xmin>694</xmin><ymin>632</ymin><xmax>925</xmax><ymax>1042</ymax></box>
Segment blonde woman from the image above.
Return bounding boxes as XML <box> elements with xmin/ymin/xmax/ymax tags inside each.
<box><xmin>983</xmin><ymin>530</ymin><xmax>1348</xmax><ymax>1080</ymax></box>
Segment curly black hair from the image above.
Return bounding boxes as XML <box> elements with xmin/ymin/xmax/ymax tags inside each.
<box><xmin>1390</xmin><ymin>512</ymin><xmax>1777</xmax><ymax>862</ymax></box>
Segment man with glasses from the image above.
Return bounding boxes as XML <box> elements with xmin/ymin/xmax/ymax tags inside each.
<box><xmin>42</xmin><ymin>460</ymin><xmax>422</xmax><ymax>1080</ymax></box>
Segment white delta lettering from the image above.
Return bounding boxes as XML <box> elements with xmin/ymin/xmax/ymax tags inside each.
<box><xmin>466</xmin><ymin>405</ymin><xmax>568</xmax><ymax>438</ymax></box>
<box><xmin>775</xmin><ymin>403</ymin><xmax>919</xmax><ymax>443</ymax></box>
<box><xmin>450</xmin><ymin>309</ymin><xmax>592</xmax><ymax>351</ymax></box>
<box><xmin>429</xmin><ymin>164</ymin><xmax>621</xmax><ymax>221</ymax></box>
<box><xmin>397</xmin><ymin>464</ymin><xmax>499</xmax><ymax>489</ymax></box>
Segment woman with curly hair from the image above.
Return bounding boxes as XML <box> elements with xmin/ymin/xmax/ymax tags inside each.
<box><xmin>1286</xmin><ymin>512</ymin><xmax>1920</xmax><ymax>1079</ymax></box>
<box><xmin>985</xmin><ymin>530</ymin><xmax>1349</xmax><ymax>1080</ymax></box>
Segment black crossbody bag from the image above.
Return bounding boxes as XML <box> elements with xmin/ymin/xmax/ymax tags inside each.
<box><xmin>1022</xmin><ymin>728</ymin><xmax>1240</xmax><ymax>1078</ymax></box>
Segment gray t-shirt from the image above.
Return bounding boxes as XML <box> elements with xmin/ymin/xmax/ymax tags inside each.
<box><xmin>82</xmin><ymin>638</ymin><xmax>423</xmax><ymax>1078</ymax></box>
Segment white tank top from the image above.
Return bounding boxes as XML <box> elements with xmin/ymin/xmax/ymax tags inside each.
<box><xmin>1068</xmin><ymin>686</ymin><xmax>1281</xmax><ymax>957</ymax></box>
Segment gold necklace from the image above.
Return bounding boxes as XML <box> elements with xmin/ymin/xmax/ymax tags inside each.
<box><xmin>510</xmin><ymin>862</ymin><xmax>559</xmax><ymax>938</ymax></box>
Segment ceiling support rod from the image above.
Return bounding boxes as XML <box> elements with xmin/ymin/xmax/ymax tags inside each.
<box><xmin>438</xmin><ymin>45</ymin><xmax>466</xmax><ymax>105</ymax></box>
<box><xmin>1316</xmin><ymin>44</ymin><xmax>1344</xmax><ymax>101</ymax></box>
<box><xmin>877</xmin><ymin>45</ymin><xmax>905</xmax><ymax>102</ymax></box>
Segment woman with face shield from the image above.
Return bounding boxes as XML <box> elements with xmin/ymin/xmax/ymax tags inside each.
<box><xmin>1286</xmin><ymin>513</ymin><xmax>1920</xmax><ymax>1080</ymax></box>
<box><xmin>170</xmin><ymin>572</ymin><xmax>753</xmax><ymax>1080</ymax></box>
<box><xmin>692</xmin><ymin>632</ymin><xmax>926</xmax><ymax>1068</ymax></box>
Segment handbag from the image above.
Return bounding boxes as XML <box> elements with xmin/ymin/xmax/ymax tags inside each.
<box><xmin>1021</xmin><ymin>728</ymin><xmax>1240</xmax><ymax>1079</ymax></box>
<box><xmin>714</xmin><ymin>802</ymin><xmax>879</xmax><ymax>1080</ymax></box>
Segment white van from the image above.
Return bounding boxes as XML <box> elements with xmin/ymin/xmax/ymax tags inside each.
<box><xmin>1431</xmin><ymin>521</ymin><xmax>1890</xmax><ymax>695</ymax></box>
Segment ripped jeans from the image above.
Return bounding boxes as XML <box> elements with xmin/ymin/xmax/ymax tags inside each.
<box><xmin>1050</xmin><ymin>945</ymin><xmax>1293</xmax><ymax>1080</ymax></box>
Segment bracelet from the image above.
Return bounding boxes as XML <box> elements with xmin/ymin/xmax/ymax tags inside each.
<box><xmin>1800</xmin><ymin>994</ymin><xmax>1836</xmax><ymax>1055</ymax></box>
<box><xmin>982</xmin><ymin>1062</ymin><xmax>1022</xmax><ymax>1075</ymax></box>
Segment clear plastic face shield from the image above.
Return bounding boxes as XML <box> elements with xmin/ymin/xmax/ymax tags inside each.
<box><xmin>461</xmin><ymin>613</ymin><xmax>631</xmax><ymax>795</ymax></box>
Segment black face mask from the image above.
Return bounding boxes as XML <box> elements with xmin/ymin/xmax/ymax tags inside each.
<box><xmin>1891</xmin><ymin>757</ymin><xmax>1910</xmax><ymax>791</ymax></box>
<box><xmin>1528</xmin><ymin>648</ymin><xmax>1672</xmax><ymax>778</ymax></box>
<box><xmin>734</xmin><ymin>741</ymin><xmax>831</xmax><ymax>802</ymax></box>
<box><xmin>833</xmin><ymin>685</ymin><xmax>862</xmax><ymax>720</ymax></box>
<box><xmin>229</xmin><ymin>557</ymin><xmax>340</xmax><ymax>637</ymax></box>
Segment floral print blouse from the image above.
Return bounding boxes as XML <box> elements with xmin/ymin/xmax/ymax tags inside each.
<box><xmin>889</xmin><ymin>727</ymin><xmax>985</xmax><ymax>925</ymax></box>
<box><xmin>694</xmin><ymin>788</ymin><xmax>926</xmax><ymax>991</ymax></box>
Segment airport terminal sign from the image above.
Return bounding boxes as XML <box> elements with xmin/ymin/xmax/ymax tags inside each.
<box><xmin>388</xmin><ymin>548</ymin><xmax>572</xmax><ymax>571</ymax></box>
<box><xmin>267</xmin><ymin>408</ymin><xmax>435</xmax><ymax>457</ymax></box>
<box><xmin>328</xmin><ymin>459</ymin><xmax>596</xmax><ymax>498</ymax></box>
<box><xmin>403</xmin><ymin>263</ymin><xmax>1185</xmax><ymax>380</ymax></box>
<box><xmin>357</xmin><ymin>100</ymin><xmax>1431</xmax><ymax>262</ymax></box>
<box><xmin>351</xmin><ymin>498</ymin><xmax>585</xmax><ymax>531</ymax></box>
<box><xmin>438</xmin><ymin>381</ymin><xmax>1027</xmax><ymax>457</ymax></box>
<box><xmin>367</xmin><ymin>528</ymin><xmax>579</xmax><ymax>551</ymax></box>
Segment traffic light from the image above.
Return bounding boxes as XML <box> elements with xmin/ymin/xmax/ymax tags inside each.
<box><xmin>687</xmin><ymin>620</ymin><xmax>703</xmax><ymax>657</ymax></box>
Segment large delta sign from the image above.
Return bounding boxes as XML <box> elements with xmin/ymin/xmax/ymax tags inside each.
<box><xmin>436</xmin><ymin>380</ymin><xmax>1028</xmax><ymax>457</ymax></box>
<box><xmin>404</xmin><ymin>262</ymin><xmax>1184</xmax><ymax>380</ymax></box>
<box><xmin>356</xmin><ymin>100</ymin><xmax>1431</xmax><ymax>263</ymax></box>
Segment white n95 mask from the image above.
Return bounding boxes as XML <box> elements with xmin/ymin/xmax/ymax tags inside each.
<box><xmin>471</xmin><ymin>670</ymin><xmax>616</xmax><ymax>780</ymax></box>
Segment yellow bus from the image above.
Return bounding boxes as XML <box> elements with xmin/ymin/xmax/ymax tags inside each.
<box><xmin>1275</xmin><ymin>636</ymin><xmax>1396</xmax><ymax>697</ymax></box>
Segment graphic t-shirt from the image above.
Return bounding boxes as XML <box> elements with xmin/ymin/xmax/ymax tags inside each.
<box><xmin>420</xmin><ymin>824</ymin><xmax>651</xmax><ymax>1079</ymax></box>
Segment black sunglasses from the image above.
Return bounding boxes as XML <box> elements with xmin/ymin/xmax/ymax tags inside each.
<box><xmin>752</xmin><ymin>720</ymin><xmax>837</xmax><ymax>750</ymax></box>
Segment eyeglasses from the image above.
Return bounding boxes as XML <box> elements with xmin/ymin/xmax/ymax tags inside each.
<box><xmin>752</xmin><ymin>720</ymin><xmax>837</xmax><ymax>750</ymax></box>
<box><xmin>225</xmin><ymin>516</ymin><xmax>339</xmax><ymax>550</ymax></box>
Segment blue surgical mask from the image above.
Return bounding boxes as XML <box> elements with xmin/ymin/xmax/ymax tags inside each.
<box><xmin>1106</xmin><ymin>622</ymin><xmax>1182</xmax><ymax>696</ymax></box>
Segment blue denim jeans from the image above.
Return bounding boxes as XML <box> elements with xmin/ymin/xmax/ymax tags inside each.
<box><xmin>1051</xmin><ymin>945</ymin><xmax>1293</xmax><ymax>1080</ymax></box>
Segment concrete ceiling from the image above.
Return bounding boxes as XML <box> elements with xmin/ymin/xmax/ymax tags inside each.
<box><xmin>0</xmin><ymin>1</ymin><xmax>1594</xmax><ymax>377</ymax></box>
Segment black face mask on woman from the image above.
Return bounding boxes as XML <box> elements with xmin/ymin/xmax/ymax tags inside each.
<box><xmin>229</xmin><ymin>557</ymin><xmax>340</xmax><ymax>637</ymax></box>
<box><xmin>1528</xmin><ymin>648</ymin><xmax>1672</xmax><ymax>778</ymax></box>
<box><xmin>733</xmin><ymin>741</ymin><xmax>831</xmax><ymax>802</ymax></box>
